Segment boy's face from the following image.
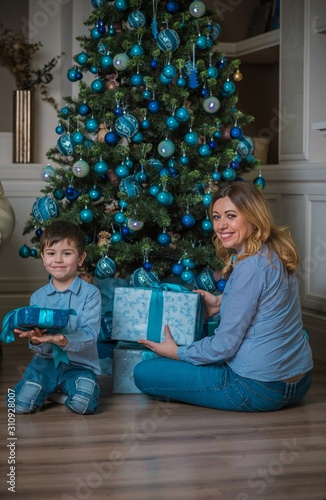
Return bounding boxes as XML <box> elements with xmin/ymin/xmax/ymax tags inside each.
<box><xmin>41</xmin><ymin>238</ymin><xmax>86</xmax><ymax>288</ymax></box>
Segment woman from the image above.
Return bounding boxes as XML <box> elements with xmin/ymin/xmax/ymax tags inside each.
<box><xmin>134</xmin><ymin>182</ymin><xmax>313</xmax><ymax>412</ymax></box>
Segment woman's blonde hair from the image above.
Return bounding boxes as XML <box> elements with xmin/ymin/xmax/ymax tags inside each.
<box><xmin>209</xmin><ymin>183</ymin><xmax>299</xmax><ymax>274</ymax></box>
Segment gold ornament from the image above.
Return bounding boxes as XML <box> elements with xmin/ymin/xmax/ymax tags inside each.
<box><xmin>233</xmin><ymin>69</ymin><xmax>243</xmax><ymax>82</ymax></box>
<box><xmin>97</xmin><ymin>122</ymin><xmax>109</xmax><ymax>143</ymax></box>
<box><xmin>97</xmin><ymin>230</ymin><xmax>111</xmax><ymax>247</ymax></box>
<box><xmin>106</xmin><ymin>73</ymin><xmax>119</xmax><ymax>90</ymax></box>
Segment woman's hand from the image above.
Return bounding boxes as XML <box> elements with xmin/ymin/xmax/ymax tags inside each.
<box><xmin>138</xmin><ymin>325</ymin><xmax>179</xmax><ymax>360</ymax></box>
<box><xmin>194</xmin><ymin>289</ymin><xmax>222</xmax><ymax>320</ymax></box>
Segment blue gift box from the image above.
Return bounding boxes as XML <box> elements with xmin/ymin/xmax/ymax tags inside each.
<box><xmin>111</xmin><ymin>284</ymin><xmax>204</xmax><ymax>345</ymax></box>
<box><xmin>0</xmin><ymin>306</ymin><xmax>77</xmax><ymax>344</ymax></box>
<box><xmin>112</xmin><ymin>341</ymin><xmax>156</xmax><ymax>394</ymax></box>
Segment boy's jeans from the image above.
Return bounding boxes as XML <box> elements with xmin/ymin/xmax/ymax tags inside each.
<box><xmin>12</xmin><ymin>355</ymin><xmax>100</xmax><ymax>414</ymax></box>
<box><xmin>134</xmin><ymin>358</ymin><xmax>311</xmax><ymax>412</ymax></box>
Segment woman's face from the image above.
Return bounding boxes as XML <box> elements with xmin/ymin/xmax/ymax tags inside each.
<box><xmin>212</xmin><ymin>196</ymin><xmax>254</xmax><ymax>252</ymax></box>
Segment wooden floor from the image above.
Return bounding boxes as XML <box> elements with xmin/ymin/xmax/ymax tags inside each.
<box><xmin>0</xmin><ymin>339</ymin><xmax>326</xmax><ymax>500</ymax></box>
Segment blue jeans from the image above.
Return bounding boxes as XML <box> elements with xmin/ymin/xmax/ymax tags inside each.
<box><xmin>134</xmin><ymin>358</ymin><xmax>312</xmax><ymax>412</ymax></box>
<box><xmin>12</xmin><ymin>355</ymin><xmax>100</xmax><ymax>414</ymax></box>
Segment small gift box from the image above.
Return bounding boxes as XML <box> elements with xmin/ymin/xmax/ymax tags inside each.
<box><xmin>111</xmin><ymin>284</ymin><xmax>204</xmax><ymax>345</ymax></box>
<box><xmin>112</xmin><ymin>341</ymin><xmax>156</xmax><ymax>394</ymax></box>
<box><xmin>0</xmin><ymin>306</ymin><xmax>77</xmax><ymax>343</ymax></box>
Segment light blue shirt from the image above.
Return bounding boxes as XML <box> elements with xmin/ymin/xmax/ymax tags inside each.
<box><xmin>177</xmin><ymin>245</ymin><xmax>313</xmax><ymax>382</ymax></box>
<box><xmin>29</xmin><ymin>276</ymin><xmax>102</xmax><ymax>374</ymax></box>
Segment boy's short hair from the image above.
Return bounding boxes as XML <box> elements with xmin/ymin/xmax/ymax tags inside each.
<box><xmin>40</xmin><ymin>220</ymin><xmax>86</xmax><ymax>256</ymax></box>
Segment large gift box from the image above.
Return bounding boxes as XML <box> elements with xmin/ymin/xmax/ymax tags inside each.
<box><xmin>112</xmin><ymin>341</ymin><xmax>156</xmax><ymax>394</ymax></box>
<box><xmin>111</xmin><ymin>285</ymin><xmax>204</xmax><ymax>345</ymax></box>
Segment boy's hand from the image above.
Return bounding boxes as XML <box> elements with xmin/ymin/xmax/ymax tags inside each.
<box><xmin>32</xmin><ymin>333</ymin><xmax>68</xmax><ymax>347</ymax></box>
<box><xmin>15</xmin><ymin>327</ymin><xmax>46</xmax><ymax>344</ymax></box>
<box><xmin>14</xmin><ymin>327</ymin><xmax>67</xmax><ymax>347</ymax></box>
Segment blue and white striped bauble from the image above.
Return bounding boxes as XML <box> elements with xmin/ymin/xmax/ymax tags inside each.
<box><xmin>236</xmin><ymin>136</ymin><xmax>254</xmax><ymax>158</ymax></box>
<box><xmin>115</xmin><ymin>114</ymin><xmax>139</xmax><ymax>138</ymax></box>
<box><xmin>91</xmin><ymin>0</ymin><xmax>108</xmax><ymax>8</ymax></box>
<box><xmin>119</xmin><ymin>176</ymin><xmax>141</xmax><ymax>197</ymax></box>
<box><xmin>32</xmin><ymin>196</ymin><xmax>59</xmax><ymax>223</ymax></box>
<box><xmin>129</xmin><ymin>268</ymin><xmax>160</xmax><ymax>287</ymax></box>
<box><xmin>194</xmin><ymin>267</ymin><xmax>217</xmax><ymax>293</ymax></box>
<box><xmin>57</xmin><ymin>133</ymin><xmax>75</xmax><ymax>156</ymax></box>
<box><xmin>127</xmin><ymin>10</ymin><xmax>146</xmax><ymax>29</ymax></box>
<box><xmin>157</xmin><ymin>29</ymin><xmax>180</xmax><ymax>52</ymax></box>
<box><xmin>95</xmin><ymin>256</ymin><xmax>116</xmax><ymax>279</ymax></box>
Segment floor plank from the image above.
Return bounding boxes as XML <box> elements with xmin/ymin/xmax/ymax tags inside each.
<box><xmin>0</xmin><ymin>339</ymin><xmax>326</xmax><ymax>500</ymax></box>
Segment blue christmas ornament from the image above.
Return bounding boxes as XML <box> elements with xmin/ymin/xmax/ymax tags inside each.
<box><xmin>79</xmin><ymin>208</ymin><xmax>94</xmax><ymax>223</ymax></box>
<box><xmin>76</xmin><ymin>52</ymin><xmax>88</xmax><ymax>65</ymax></box>
<box><xmin>55</xmin><ymin>124</ymin><xmax>64</xmax><ymax>134</ymax></box>
<box><xmin>94</xmin><ymin>159</ymin><xmax>109</xmax><ymax>175</ymax></box>
<box><xmin>73</xmin><ymin>131</ymin><xmax>84</xmax><ymax>144</ymax></box>
<box><xmin>184</xmin><ymin>131</ymin><xmax>199</xmax><ymax>146</ymax></box>
<box><xmin>129</xmin><ymin>268</ymin><xmax>160</xmax><ymax>287</ymax></box>
<box><xmin>100</xmin><ymin>54</ymin><xmax>113</xmax><ymax>69</ymax></box>
<box><xmin>104</xmin><ymin>131</ymin><xmax>119</xmax><ymax>146</ymax></box>
<box><xmin>78</xmin><ymin>103</ymin><xmax>91</xmax><ymax>115</ymax></box>
<box><xmin>115</xmin><ymin>164</ymin><xmax>129</xmax><ymax>178</ymax></box>
<box><xmin>159</xmin><ymin>73</ymin><xmax>173</xmax><ymax>86</ymax></box>
<box><xmin>201</xmin><ymin>218</ymin><xmax>213</xmax><ymax>233</ymax></box>
<box><xmin>85</xmin><ymin>117</ymin><xmax>99</xmax><ymax>132</ymax></box>
<box><xmin>32</xmin><ymin>196</ymin><xmax>59</xmax><ymax>223</ymax></box>
<box><xmin>207</xmin><ymin>65</ymin><xmax>219</xmax><ymax>78</ymax></box>
<box><xmin>57</xmin><ymin>133</ymin><xmax>75</xmax><ymax>156</ymax></box>
<box><xmin>181</xmin><ymin>269</ymin><xmax>195</xmax><ymax>284</ymax></box>
<box><xmin>114</xmin><ymin>0</ymin><xmax>128</xmax><ymax>11</ymax></box>
<box><xmin>127</xmin><ymin>10</ymin><xmax>146</xmax><ymax>29</ymax></box>
<box><xmin>67</xmin><ymin>68</ymin><xmax>77</xmax><ymax>82</ymax></box>
<box><xmin>111</xmin><ymin>232</ymin><xmax>122</xmax><ymax>244</ymax></box>
<box><xmin>176</xmin><ymin>75</ymin><xmax>187</xmax><ymax>87</ymax></box>
<box><xmin>196</xmin><ymin>35</ymin><xmax>208</xmax><ymax>50</ymax></box>
<box><xmin>202</xmin><ymin>193</ymin><xmax>212</xmax><ymax>207</ymax></box>
<box><xmin>222</xmin><ymin>167</ymin><xmax>236</xmax><ymax>181</ymax></box>
<box><xmin>230</xmin><ymin>126</ymin><xmax>243</xmax><ymax>139</ymax></box>
<box><xmin>182</xmin><ymin>257</ymin><xmax>196</xmax><ymax>269</ymax></box>
<box><xmin>157</xmin><ymin>28</ymin><xmax>180</xmax><ymax>52</ymax></box>
<box><xmin>198</xmin><ymin>144</ymin><xmax>212</xmax><ymax>157</ymax></box>
<box><xmin>253</xmin><ymin>175</ymin><xmax>267</xmax><ymax>190</ymax></box>
<box><xmin>194</xmin><ymin>268</ymin><xmax>217</xmax><ymax>293</ymax></box>
<box><xmin>171</xmin><ymin>263</ymin><xmax>184</xmax><ymax>277</ymax></box>
<box><xmin>115</xmin><ymin>113</ymin><xmax>139</xmax><ymax>138</ymax></box>
<box><xmin>19</xmin><ymin>244</ymin><xmax>31</xmax><ymax>258</ymax></box>
<box><xmin>65</xmin><ymin>187</ymin><xmax>79</xmax><ymax>202</ymax></box>
<box><xmin>148</xmin><ymin>158</ymin><xmax>163</xmax><ymax>171</ymax></box>
<box><xmin>163</xmin><ymin>64</ymin><xmax>177</xmax><ymax>79</ymax></box>
<box><xmin>91</xmin><ymin>0</ymin><xmax>108</xmax><ymax>7</ymax></box>
<box><xmin>141</xmin><ymin>118</ymin><xmax>150</xmax><ymax>130</ymax></box>
<box><xmin>182</xmin><ymin>213</ymin><xmax>196</xmax><ymax>228</ymax></box>
<box><xmin>114</xmin><ymin>212</ymin><xmax>126</xmax><ymax>225</ymax></box>
<box><xmin>53</xmin><ymin>188</ymin><xmax>65</xmax><ymax>200</ymax></box>
<box><xmin>89</xmin><ymin>187</ymin><xmax>102</xmax><ymax>201</ymax></box>
<box><xmin>217</xmin><ymin>278</ymin><xmax>227</xmax><ymax>293</ymax></box>
<box><xmin>157</xmin><ymin>232</ymin><xmax>171</xmax><ymax>247</ymax></box>
<box><xmin>119</xmin><ymin>176</ymin><xmax>141</xmax><ymax>197</ymax></box>
<box><xmin>222</xmin><ymin>80</ymin><xmax>236</xmax><ymax>95</ymax></box>
<box><xmin>131</xmin><ymin>131</ymin><xmax>144</xmax><ymax>144</ymax></box>
<box><xmin>175</xmin><ymin>106</ymin><xmax>190</xmax><ymax>122</ymax></box>
<box><xmin>166</xmin><ymin>1</ymin><xmax>179</xmax><ymax>13</ymax></box>
<box><xmin>130</xmin><ymin>44</ymin><xmax>144</xmax><ymax>57</ymax></box>
<box><xmin>91</xmin><ymin>79</ymin><xmax>105</xmax><ymax>93</ymax></box>
<box><xmin>148</xmin><ymin>185</ymin><xmax>160</xmax><ymax>197</ymax></box>
<box><xmin>95</xmin><ymin>256</ymin><xmax>116</xmax><ymax>279</ymax></box>
<box><xmin>130</xmin><ymin>73</ymin><xmax>144</xmax><ymax>87</ymax></box>
<box><xmin>91</xmin><ymin>27</ymin><xmax>101</xmax><ymax>40</ymax></box>
<box><xmin>236</xmin><ymin>136</ymin><xmax>254</xmax><ymax>158</ymax></box>
<box><xmin>208</xmin><ymin>22</ymin><xmax>222</xmax><ymax>41</ymax></box>
<box><xmin>148</xmin><ymin>99</ymin><xmax>161</xmax><ymax>114</ymax></box>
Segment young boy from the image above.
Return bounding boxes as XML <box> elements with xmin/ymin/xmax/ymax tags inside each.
<box><xmin>13</xmin><ymin>220</ymin><xmax>102</xmax><ymax>414</ymax></box>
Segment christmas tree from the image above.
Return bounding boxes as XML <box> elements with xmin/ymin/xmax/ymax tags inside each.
<box><xmin>22</xmin><ymin>0</ymin><xmax>263</xmax><ymax>292</ymax></box>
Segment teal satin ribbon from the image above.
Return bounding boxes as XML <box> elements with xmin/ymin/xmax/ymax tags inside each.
<box><xmin>146</xmin><ymin>282</ymin><xmax>194</xmax><ymax>342</ymax></box>
<box><xmin>51</xmin><ymin>345</ymin><xmax>69</xmax><ymax>368</ymax></box>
